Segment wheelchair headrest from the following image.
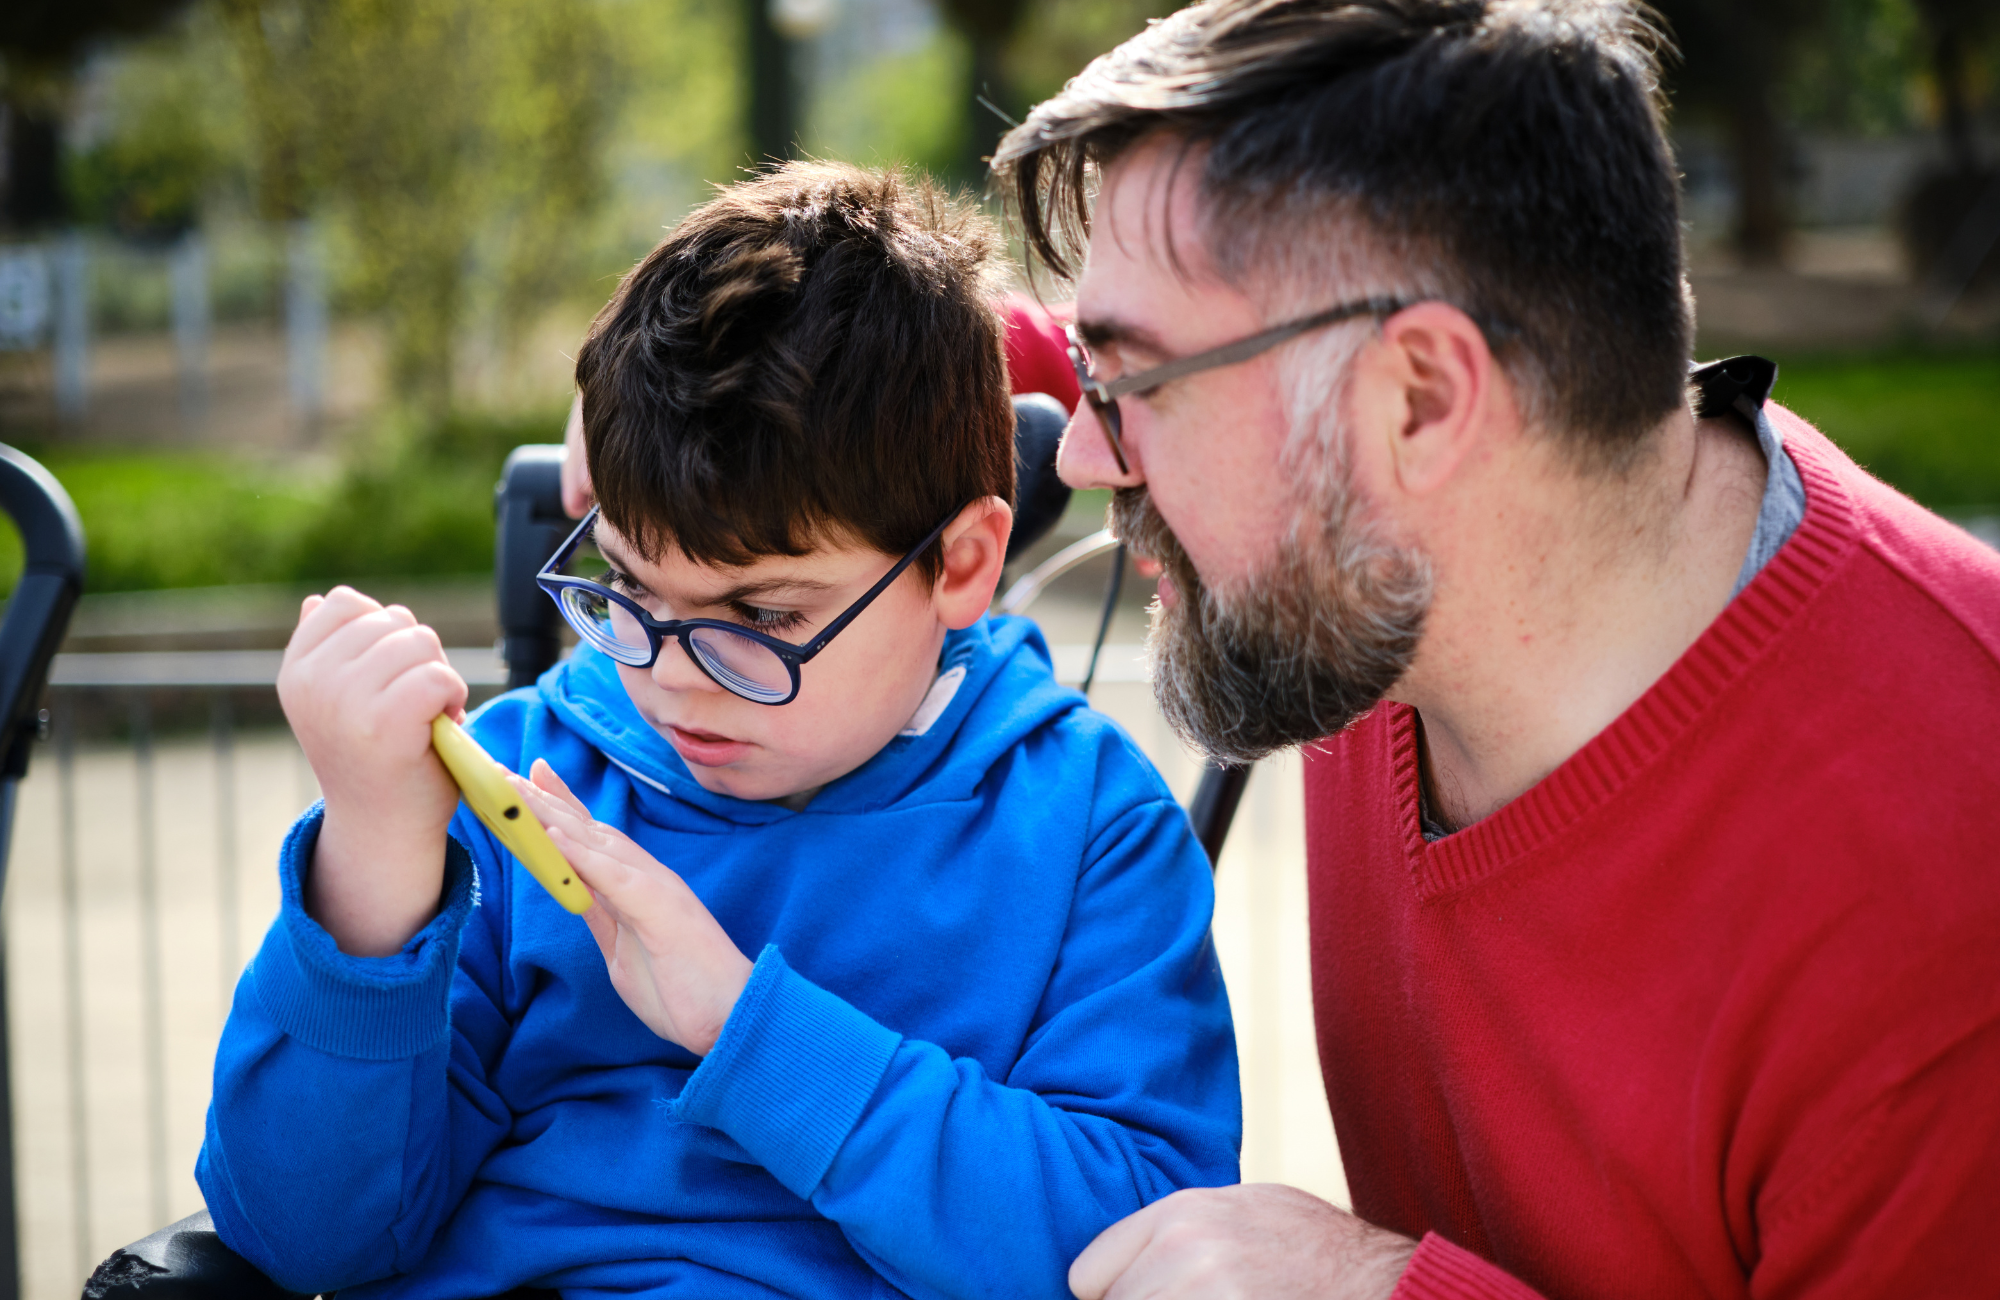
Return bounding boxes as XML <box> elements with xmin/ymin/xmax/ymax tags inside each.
<box><xmin>1008</xmin><ymin>393</ymin><xmax>1072</xmax><ymax>564</ymax></box>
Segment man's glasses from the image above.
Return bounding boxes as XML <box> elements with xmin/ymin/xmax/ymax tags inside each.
<box><xmin>538</xmin><ymin>506</ymin><xmax>958</xmax><ymax>706</ymax></box>
<box><xmin>1067</xmin><ymin>295</ymin><xmax>1413</xmax><ymax>473</ymax></box>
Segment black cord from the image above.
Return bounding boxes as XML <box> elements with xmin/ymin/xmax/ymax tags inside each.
<box><xmin>1080</xmin><ymin>543</ymin><xmax>1126</xmax><ymax>698</ymax></box>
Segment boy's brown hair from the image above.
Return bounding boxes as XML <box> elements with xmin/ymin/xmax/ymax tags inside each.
<box><xmin>575</xmin><ymin>161</ymin><xmax>1015</xmax><ymax>583</ymax></box>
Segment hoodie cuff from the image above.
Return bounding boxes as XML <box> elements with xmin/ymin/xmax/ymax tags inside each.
<box><xmin>671</xmin><ymin>945</ymin><xmax>902</xmax><ymax>1199</ymax></box>
<box><xmin>1392</xmin><ymin>1234</ymin><xmax>1548</xmax><ymax>1300</ymax></box>
<box><xmin>248</xmin><ymin>803</ymin><xmax>478</xmax><ymax>1062</ymax></box>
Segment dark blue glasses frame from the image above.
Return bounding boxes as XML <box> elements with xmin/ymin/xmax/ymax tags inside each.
<box><xmin>537</xmin><ymin>506</ymin><xmax>959</xmax><ymax>705</ymax></box>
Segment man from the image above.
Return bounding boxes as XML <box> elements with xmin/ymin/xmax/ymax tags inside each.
<box><xmin>993</xmin><ymin>1</ymin><xmax>2000</xmax><ymax>1297</ymax></box>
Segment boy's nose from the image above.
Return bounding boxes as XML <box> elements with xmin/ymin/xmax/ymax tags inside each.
<box><xmin>652</xmin><ymin>641</ymin><xmax>726</xmax><ymax>695</ymax></box>
<box><xmin>1057</xmin><ymin>405</ymin><xmax>1146</xmax><ymax>492</ymax></box>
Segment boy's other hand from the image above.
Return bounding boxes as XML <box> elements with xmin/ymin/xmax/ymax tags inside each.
<box><xmin>522</xmin><ymin>760</ymin><xmax>753</xmax><ymax>1055</ymax></box>
<box><xmin>280</xmin><ymin>586</ymin><xmax>469</xmax><ymax>957</ymax></box>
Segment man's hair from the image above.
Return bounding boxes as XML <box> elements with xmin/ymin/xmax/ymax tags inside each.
<box><xmin>576</xmin><ymin>161</ymin><xmax>1014</xmax><ymax>581</ymax></box>
<box><xmin>993</xmin><ymin>0</ymin><xmax>1691</xmax><ymax>465</ymax></box>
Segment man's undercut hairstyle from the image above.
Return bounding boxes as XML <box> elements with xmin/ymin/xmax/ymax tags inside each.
<box><xmin>994</xmin><ymin>0</ymin><xmax>1693</xmax><ymax>465</ymax></box>
<box><xmin>576</xmin><ymin>161</ymin><xmax>1015</xmax><ymax>581</ymax></box>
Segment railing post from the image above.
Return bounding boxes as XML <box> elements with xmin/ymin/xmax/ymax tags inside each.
<box><xmin>57</xmin><ymin>703</ymin><xmax>91</xmax><ymax>1287</ymax></box>
<box><xmin>132</xmin><ymin>693</ymin><xmax>170</xmax><ymax>1230</ymax></box>
<box><xmin>214</xmin><ymin>693</ymin><xmax>240</xmax><ymax>1013</ymax></box>
<box><xmin>0</xmin><ymin>778</ymin><xmax>17</xmax><ymax>1300</ymax></box>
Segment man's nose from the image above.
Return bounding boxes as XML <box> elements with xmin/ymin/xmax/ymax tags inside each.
<box><xmin>1057</xmin><ymin>404</ymin><xmax>1146</xmax><ymax>492</ymax></box>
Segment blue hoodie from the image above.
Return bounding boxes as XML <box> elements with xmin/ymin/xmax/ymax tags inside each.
<box><xmin>197</xmin><ymin>615</ymin><xmax>1240</xmax><ymax>1300</ymax></box>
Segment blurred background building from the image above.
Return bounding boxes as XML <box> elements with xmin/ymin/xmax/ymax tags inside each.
<box><xmin>0</xmin><ymin>1</ymin><xmax>1995</xmax><ymax>1296</ymax></box>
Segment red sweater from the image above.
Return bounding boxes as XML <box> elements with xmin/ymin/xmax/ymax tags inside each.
<box><xmin>1303</xmin><ymin>410</ymin><xmax>2000</xmax><ymax>1300</ymax></box>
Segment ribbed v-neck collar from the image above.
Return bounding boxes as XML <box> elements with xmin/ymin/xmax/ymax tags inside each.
<box><xmin>1404</xmin><ymin>414</ymin><xmax>1862</xmax><ymax>900</ymax></box>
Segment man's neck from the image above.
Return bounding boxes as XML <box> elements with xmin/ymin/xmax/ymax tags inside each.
<box><xmin>1391</xmin><ymin>409</ymin><xmax>1768</xmax><ymax>833</ymax></box>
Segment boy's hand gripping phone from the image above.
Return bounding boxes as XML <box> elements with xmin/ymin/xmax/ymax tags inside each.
<box><xmin>430</xmin><ymin>715</ymin><xmax>594</xmax><ymax>914</ymax></box>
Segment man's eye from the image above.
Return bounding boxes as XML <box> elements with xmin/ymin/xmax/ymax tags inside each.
<box><xmin>735</xmin><ymin>604</ymin><xmax>807</xmax><ymax>635</ymax></box>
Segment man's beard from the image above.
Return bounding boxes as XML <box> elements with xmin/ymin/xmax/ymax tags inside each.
<box><xmin>1110</xmin><ymin>474</ymin><xmax>1431</xmax><ymax>765</ymax></box>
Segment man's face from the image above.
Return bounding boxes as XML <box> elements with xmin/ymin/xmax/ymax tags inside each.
<box><xmin>589</xmin><ymin>518</ymin><xmax>949</xmax><ymax>802</ymax></box>
<box><xmin>1065</xmin><ymin>139</ymin><xmax>1432</xmax><ymax>760</ymax></box>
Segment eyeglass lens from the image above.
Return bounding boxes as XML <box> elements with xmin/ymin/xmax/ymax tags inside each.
<box><xmin>555</xmin><ymin>586</ymin><xmax>796</xmax><ymax>703</ymax></box>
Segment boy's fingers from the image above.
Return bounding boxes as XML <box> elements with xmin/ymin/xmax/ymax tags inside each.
<box><xmin>515</xmin><ymin>774</ymin><xmax>590</xmax><ymax>840</ymax></box>
<box><xmin>517</xmin><ymin>776</ymin><xmax>644</xmax><ymax>867</ymax></box>
<box><xmin>547</xmin><ymin>823</ymin><xmax>664</xmax><ymax>913</ymax></box>
<box><xmin>528</xmin><ymin>758</ymin><xmax>590</xmax><ymax>818</ymax></box>
<box><xmin>546</xmin><ymin>824</ymin><xmax>625</xmax><ymax>898</ymax></box>
<box><xmin>378</xmin><ymin>659</ymin><xmax>469</xmax><ymax>731</ymax></box>
<box><xmin>285</xmin><ymin>586</ymin><xmax>380</xmax><ymax>663</ymax></box>
<box><xmin>294</xmin><ymin>602</ymin><xmax>427</xmax><ymax>684</ymax></box>
<box><xmin>344</xmin><ymin>627</ymin><xmax>464</xmax><ymax>722</ymax></box>
<box><xmin>579</xmin><ymin>897</ymin><xmax>618</xmax><ymax>962</ymax></box>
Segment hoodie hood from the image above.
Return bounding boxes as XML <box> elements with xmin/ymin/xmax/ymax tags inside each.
<box><xmin>538</xmin><ymin>614</ymin><xmax>1085</xmax><ymax>828</ymax></box>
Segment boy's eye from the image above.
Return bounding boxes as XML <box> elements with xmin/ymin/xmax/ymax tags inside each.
<box><xmin>734</xmin><ymin>603</ymin><xmax>808</xmax><ymax>636</ymax></box>
<box><xmin>597</xmin><ymin>570</ymin><xmax>646</xmax><ymax>599</ymax></box>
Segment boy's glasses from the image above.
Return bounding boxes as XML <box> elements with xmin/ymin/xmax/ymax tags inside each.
<box><xmin>538</xmin><ymin>506</ymin><xmax>959</xmax><ymax>706</ymax></box>
<box><xmin>1066</xmin><ymin>296</ymin><xmax>1413</xmax><ymax>474</ymax></box>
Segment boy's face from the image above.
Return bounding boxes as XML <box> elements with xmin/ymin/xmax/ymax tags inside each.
<box><xmin>590</xmin><ymin>518</ymin><xmax>953</xmax><ymax>803</ymax></box>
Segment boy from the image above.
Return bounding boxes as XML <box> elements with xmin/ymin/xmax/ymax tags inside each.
<box><xmin>196</xmin><ymin>162</ymin><xmax>1239</xmax><ymax>1300</ymax></box>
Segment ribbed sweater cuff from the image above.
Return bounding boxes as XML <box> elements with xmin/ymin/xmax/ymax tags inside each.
<box><xmin>670</xmin><ymin>945</ymin><xmax>901</xmax><ymax>1199</ymax></box>
<box><xmin>1392</xmin><ymin>1234</ymin><xmax>1547</xmax><ymax>1300</ymax></box>
<box><xmin>249</xmin><ymin>803</ymin><xmax>478</xmax><ymax>1061</ymax></box>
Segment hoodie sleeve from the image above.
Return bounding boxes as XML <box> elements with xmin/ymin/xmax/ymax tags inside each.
<box><xmin>194</xmin><ymin>803</ymin><xmax>518</xmax><ymax>1295</ymax></box>
<box><xmin>672</xmin><ymin>786</ymin><xmax>1240</xmax><ymax>1300</ymax></box>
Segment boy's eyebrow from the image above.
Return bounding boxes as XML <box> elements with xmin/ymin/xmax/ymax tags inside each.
<box><xmin>592</xmin><ymin>531</ymin><xmax>839</xmax><ymax>606</ymax></box>
<box><xmin>705</xmin><ymin>575</ymin><xmax>840</xmax><ymax>605</ymax></box>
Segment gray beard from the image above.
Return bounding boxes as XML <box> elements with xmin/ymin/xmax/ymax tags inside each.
<box><xmin>1110</xmin><ymin>480</ymin><xmax>1432</xmax><ymax>766</ymax></box>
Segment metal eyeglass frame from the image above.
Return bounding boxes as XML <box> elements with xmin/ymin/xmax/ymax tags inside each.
<box><xmin>1067</xmin><ymin>295</ymin><xmax>1416</xmax><ymax>474</ymax></box>
<box><xmin>538</xmin><ymin>505</ymin><xmax>961</xmax><ymax>706</ymax></box>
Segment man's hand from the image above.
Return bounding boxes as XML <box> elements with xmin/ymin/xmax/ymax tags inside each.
<box><xmin>1070</xmin><ymin>1185</ymin><xmax>1416</xmax><ymax>1300</ymax></box>
<box><xmin>518</xmin><ymin>760</ymin><xmax>752</xmax><ymax>1055</ymax></box>
<box><xmin>279</xmin><ymin>587</ymin><xmax>469</xmax><ymax>957</ymax></box>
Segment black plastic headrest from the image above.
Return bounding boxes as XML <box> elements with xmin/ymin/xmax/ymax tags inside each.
<box><xmin>1009</xmin><ymin>393</ymin><xmax>1073</xmax><ymax>564</ymax></box>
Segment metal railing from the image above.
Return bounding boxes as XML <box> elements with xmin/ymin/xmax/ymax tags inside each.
<box><xmin>8</xmin><ymin>652</ymin><xmax>507</xmax><ymax>1300</ymax></box>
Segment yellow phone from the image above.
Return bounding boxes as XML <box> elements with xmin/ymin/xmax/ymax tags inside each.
<box><xmin>430</xmin><ymin>715</ymin><xmax>594</xmax><ymax>914</ymax></box>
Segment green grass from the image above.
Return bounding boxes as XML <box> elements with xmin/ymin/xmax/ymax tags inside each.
<box><xmin>1770</xmin><ymin>347</ymin><xmax>2000</xmax><ymax>512</ymax></box>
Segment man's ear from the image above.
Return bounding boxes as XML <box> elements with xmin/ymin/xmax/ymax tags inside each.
<box><xmin>1371</xmin><ymin>302</ymin><xmax>1502</xmax><ymax>498</ymax></box>
<box><xmin>934</xmin><ymin>497</ymin><xmax>1014</xmax><ymax>631</ymax></box>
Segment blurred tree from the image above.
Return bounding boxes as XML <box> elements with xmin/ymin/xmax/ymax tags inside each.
<box><xmin>221</xmin><ymin>0</ymin><xmax>619</xmax><ymax>416</ymax></box>
<box><xmin>746</xmin><ymin>0</ymin><xmax>801</xmax><ymax>162</ymax></box>
<box><xmin>1783</xmin><ymin>0</ymin><xmax>1925</xmax><ymax>137</ymax></box>
<box><xmin>66</xmin><ymin>15</ymin><xmax>247</xmax><ymax>240</ymax></box>
<box><xmin>0</xmin><ymin>0</ymin><xmax>195</xmax><ymax>231</ymax></box>
<box><xmin>1913</xmin><ymin>0</ymin><xmax>1994</xmax><ymax>175</ymax></box>
<box><xmin>1006</xmin><ymin>0</ymin><xmax>1161</xmax><ymax>108</ymax></box>
<box><xmin>938</xmin><ymin>0</ymin><xmax>1031</xmax><ymax>186</ymax></box>
<box><xmin>1656</xmin><ymin>0</ymin><xmax>1829</xmax><ymax>264</ymax></box>
<box><xmin>1901</xmin><ymin>0</ymin><xmax>1996</xmax><ymax>294</ymax></box>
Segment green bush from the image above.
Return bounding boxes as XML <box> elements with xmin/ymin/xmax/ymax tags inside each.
<box><xmin>0</xmin><ymin>406</ymin><xmax>565</xmax><ymax>598</ymax></box>
<box><xmin>288</xmin><ymin>408</ymin><xmax>563</xmax><ymax>581</ymax></box>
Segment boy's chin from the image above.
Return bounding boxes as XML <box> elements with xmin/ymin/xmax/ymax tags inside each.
<box><xmin>668</xmin><ymin>743</ymin><xmax>831</xmax><ymax>806</ymax></box>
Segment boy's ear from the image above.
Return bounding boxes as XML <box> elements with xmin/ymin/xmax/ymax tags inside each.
<box><xmin>934</xmin><ymin>497</ymin><xmax>1013</xmax><ymax>631</ymax></box>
